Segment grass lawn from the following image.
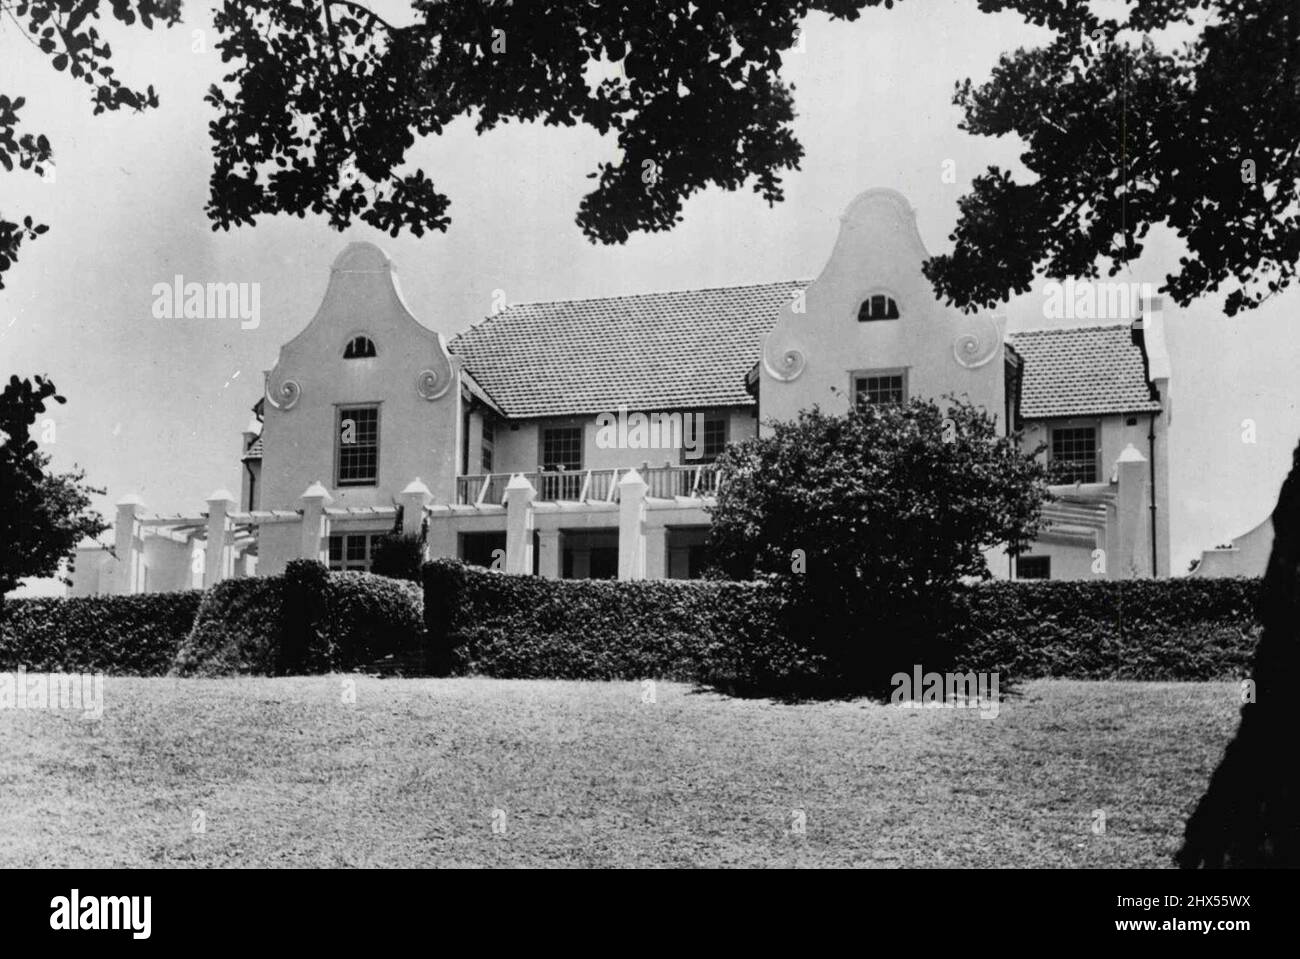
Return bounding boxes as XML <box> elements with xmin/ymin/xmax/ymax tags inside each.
<box><xmin>0</xmin><ymin>677</ymin><xmax>1238</xmax><ymax>868</ymax></box>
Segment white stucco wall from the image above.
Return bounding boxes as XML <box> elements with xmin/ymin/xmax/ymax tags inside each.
<box><xmin>758</xmin><ymin>188</ymin><xmax>1006</xmax><ymax>430</ymax></box>
<box><xmin>257</xmin><ymin>242</ymin><xmax>462</xmax><ymax>573</ymax></box>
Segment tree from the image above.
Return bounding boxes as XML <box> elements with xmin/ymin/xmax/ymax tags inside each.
<box><xmin>0</xmin><ymin>0</ymin><xmax>180</xmax><ymax>289</ymax></box>
<box><xmin>0</xmin><ymin>374</ymin><xmax>109</xmax><ymax>597</ymax></box>
<box><xmin>706</xmin><ymin>397</ymin><xmax>1050</xmax><ymax>693</ymax></box>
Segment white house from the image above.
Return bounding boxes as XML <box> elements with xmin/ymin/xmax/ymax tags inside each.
<box><xmin>71</xmin><ymin>188</ymin><xmax>1173</xmax><ymax>594</ymax></box>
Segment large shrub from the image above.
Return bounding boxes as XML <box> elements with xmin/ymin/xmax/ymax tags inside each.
<box><xmin>707</xmin><ymin>397</ymin><xmax>1051</xmax><ymax>692</ymax></box>
<box><xmin>0</xmin><ymin>591</ymin><xmax>203</xmax><ymax>675</ymax></box>
<box><xmin>172</xmin><ymin>563</ymin><xmax>424</xmax><ymax>677</ymax></box>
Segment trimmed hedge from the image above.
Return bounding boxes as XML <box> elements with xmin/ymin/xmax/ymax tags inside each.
<box><xmin>0</xmin><ymin>591</ymin><xmax>204</xmax><ymax>675</ymax></box>
<box><xmin>423</xmin><ymin>559</ymin><xmax>784</xmax><ymax>683</ymax></box>
<box><xmin>423</xmin><ymin>560</ymin><xmax>1263</xmax><ymax>687</ymax></box>
<box><xmin>947</xmin><ymin>577</ymin><xmax>1262</xmax><ymax>681</ymax></box>
<box><xmin>172</xmin><ymin>562</ymin><xmax>424</xmax><ymax>677</ymax></box>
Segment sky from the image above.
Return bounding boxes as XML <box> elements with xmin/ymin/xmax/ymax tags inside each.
<box><xmin>2</xmin><ymin>0</ymin><xmax>1298</xmax><ymax>594</ymax></box>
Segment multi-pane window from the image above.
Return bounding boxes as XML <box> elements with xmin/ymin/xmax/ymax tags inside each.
<box><xmin>1017</xmin><ymin>555</ymin><xmax>1051</xmax><ymax>580</ymax></box>
<box><xmin>481</xmin><ymin>417</ymin><xmax>495</xmax><ymax>473</ymax></box>
<box><xmin>852</xmin><ymin>372</ymin><xmax>907</xmax><ymax>407</ymax></box>
<box><xmin>328</xmin><ymin>532</ymin><xmax>382</xmax><ymax>572</ymax></box>
<box><xmin>336</xmin><ymin>405</ymin><xmax>380</xmax><ymax>486</ymax></box>
<box><xmin>541</xmin><ymin>426</ymin><xmax>583</xmax><ymax>471</ymax></box>
<box><xmin>1050</xmin><ymin>426</ymin><xmax>1098</xmax><ymax>484</ymax></box>
<box><xmin>696</xmin><ymin>417</ymin><xmax>728</xmax><ymax>464</ymax></box>
<box><xmin>857</xmin><ymin>295</ymin><xmax>901</xmax><ymax>321</ymax></box>
<box><xmin>343</xmin><ymin>335</ymin><xmax>377</xmax><ymax>358</ymax></box>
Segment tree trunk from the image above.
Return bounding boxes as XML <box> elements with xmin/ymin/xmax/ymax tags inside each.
<box><xmin>1177</xmin><ymin>440</ymin><xmax>1300</xmax><ymax>867</ymax></box>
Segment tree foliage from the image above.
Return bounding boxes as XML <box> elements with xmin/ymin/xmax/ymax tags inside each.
<box><xmin>708</xmin><ymin>397</ymin><xmax>1049</xmax><ymax>589</ymax></box>
<box><xmin>0</xmin><ymin>0</ymin><xmax>180</xmax><ymax>289</ymax></box>
<box><xmin>924</xmin><ymin>0</ymin><xmax>1300</xmax><ymax>317</ymax></box>
<box><xmin>0</xmin><ymin>374</ymin><xmax>109</xmax><ymax>596</ymax></box>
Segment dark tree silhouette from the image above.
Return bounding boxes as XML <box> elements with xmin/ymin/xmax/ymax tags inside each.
<box><xmin>0</xmin><ymin>375</ymin><xmax>109</xmax><ymax>596</ymax></box>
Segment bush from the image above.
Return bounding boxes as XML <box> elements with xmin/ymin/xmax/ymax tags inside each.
<box><xmin>326</xmin><ymin>570</ymin><xmax>424</xmax><ymax>671</ymax></box>
<box><xmin>369</xmin><ymin>533</ymin><xmax>425</xmax><ymax>582</ymax></box>
<box><xmin>171</xmin><ymin>577</ymin><xmax>283</xmax><ymax>677</ymax></box>
<box><xmin>0</xmin><ymin>591</ymin><xmax>204</xmax><ymax>676</ymax></box>
<box><xmin>173</xmin><ymin>565</ymin><xmax>424</xmax><ymax>677</ymax></box>
<box><xmin>423</xmin><ymin>560</ymin><xmax>1263</xmax><ymax>693</ymax></box>
<box><xmin>707</xmin><ymin>397</ymin><xmax>1051</xmax><ymax>692</ymax></box>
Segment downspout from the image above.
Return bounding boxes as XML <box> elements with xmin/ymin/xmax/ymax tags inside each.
<box><xmin>244</xmin><ymin>461</ymin><xmax>257</xmax><ymax>512</ymax></box>
<box><xmin>1148</xmin><ymin>413</ymin><xmax>1158</xmax><ymax>576</ymax></box>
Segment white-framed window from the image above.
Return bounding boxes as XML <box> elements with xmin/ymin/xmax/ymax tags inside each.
<box><xmin>328</xmin><ymin>532</ymin><xmax>384</xmax><ymax>572</ymax></box>
<box><xmin>541</xmin><ymin>425</ymin><xmax>583</xmax><ymax>471</ymax></box>
<box><xmin>336</xmin><ymin>404</ymin><xmax>380</xmax><ymax>487</ymax></box>
<box><xmin>343</xmin><ymin>335</ymin><xmax>377</xmax><ymax>359</ymax></box>
<box><xmin>1050</xmin><ymin>425</ymin><xmax>1099</xmax><ymax>484</ymax></box>
<box><xmin>857</xmin><ymin>294</ymin><xmax>901</xmax><ymax>321</ymax></box>
<box><xmin>851</xmin><ymin>369</ymin><xmax>908</xmax><ymax>407</ymax></box>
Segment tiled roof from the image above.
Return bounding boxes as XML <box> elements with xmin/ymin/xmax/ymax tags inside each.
<box><xmin>242</xmin><ymin>435</ymin><xmax>263</xmax><ymax>460</ymax></box>
<box><xmin>1007</xmin><ymin>325</ymin><xmax>1161</xmax><ymax>418</ymax></box>
<box><xmin>448</xmin><ymin>281</ymin><xmax>808</xmax><ymax>417</ymax></box>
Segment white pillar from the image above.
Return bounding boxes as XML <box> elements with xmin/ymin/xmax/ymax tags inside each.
<box><xmin>113</xmin><ymin>494</ymin><xmax>145</xmax><ymax>594</ymax></box>
<box><xmin>299</xmin><ymin>481</ymin><xmax>333</xmax><ymax>563</ymax></box>
<box><xmin>618</xmin><ymin>469</ymin><xmax>648</xmax><ymax>580</ymax></box>
<box><xmin>1114</xmin><ymin>444</ymin><xmax>1150</xmax><ymax>578</ymax></box>
<box><xmin>399</xmin><ymin>478</ymin><xmax>432</xmax><ymax>536</ymax></box>
<box><xmin>644</xmin><ymin>523</ymin><xmax>668</xmax><ymax>580</ymax></box>
<box><xmin>204</xmin><ymin>489</ymin><xmax>236</xmax><ymax>588</ymax></box>
<box><xmin>503</xmin><ymin>473</ymin><xmax>536</xmax><ymax>575</ymax></box>
<box><xmin>537</xmin><ymin>528</ymin><xmax>562</xmax><ymax>579</ymax></box>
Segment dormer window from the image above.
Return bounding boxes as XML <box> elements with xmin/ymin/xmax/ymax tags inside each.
<box><xmin>343</xmin><ymin>335</ymin><xmax>377</xmax><ymax>359</ymax></box>
<box><xmin>857</xmin><ymin>294</ymin><xmax>900</xmax><ymax>321</ymax></box>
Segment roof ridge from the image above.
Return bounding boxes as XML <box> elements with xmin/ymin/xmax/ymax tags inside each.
<box><xmin>1009</xmin><ymin>322</ymin><xmax>1133</xmax><ymax>337</ymax></box>
<box><xmin>450</xmin><ymin>278</ymin><xmax>811</xmax><ymax>345</ymax></box>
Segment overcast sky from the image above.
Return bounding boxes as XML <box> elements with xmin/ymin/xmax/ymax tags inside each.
<box><xmin>2</xmin><ymin>0</ymin><xmax>1297</xmax><ymax>592</ymax></box>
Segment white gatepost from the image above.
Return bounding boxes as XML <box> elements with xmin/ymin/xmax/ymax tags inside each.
<box><xmin>1114</xmin><ymin>444</ymin><xmax>1150</xmax><ymax>578</ymax></box>
<box><xmin>113</xmin><ymin>493</ymin><xmax>145</xmax><ymax>594</ymax></box>
<box><xmin>204</xmin><ymin>489</ymin><xmax>236</xmax><ymax>588</ymax></box>
<box><xmin>503</xmin><ymin>474</ymin><xmax>537</xmax><ymax>575</ymax></box>
<box><xmin>299</xmin><ymin>481</ymin><xmax>333</xmax><ymax>563</ymax></box>
<box><xmin>618</xmin><ymin>469</ymin><xmax>647</xmax><ymax>580</ymax></box>
<box><xmin>398</xmin><ymin>478</ymin><xmax>433</xmax><ymax>560</ymax></box>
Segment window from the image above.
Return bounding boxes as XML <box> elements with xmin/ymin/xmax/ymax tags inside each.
<box><xmin>343</xmin><ymin>335</ymin><xmax>377</xmax><ymax>359</ymax></box>
<box><xmin>336</xmin><ymin>405</ymin><xmax>380</xmax><ymax>486</ymax></box>
<box><xmin>687</xmin><ymin>416</ymin><xmax>728</xmax><ymax>464</ymax></box>
<box><xmin>541</xmin><ymin>426</ymin><xmax>583</xmax><ymax>471</ymax></box>
<box><xmin>857</xmin><ymin>294</ymin><xmax>901</xmax><ymax>321</ymax></box>
<box><xmin>1017</xmin><ymin>555</ymin><xmax>1051</xmax><ymax>580</ymax></box>
<box><xmin>481</xmin><ymin>417</ymin><xmax>495</xmax><ymax>473</ymax></box>
<box><xmin>852</xmin><ymin>371</ymin><xmax>907</xmax><ymax>407</ymax></box>
<box><xmin>1050</xmin><ymin>426</ymin><xmax>1098</xmax><ymax>484</ymax></box>
<box><xmin>328</xmin><ymin>532</ymin><xmax>383</xmax><ymax>572</ymax></box>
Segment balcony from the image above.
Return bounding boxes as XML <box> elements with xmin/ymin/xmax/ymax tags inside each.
<box><xmin>454</xmin><ymin>464</ymin><xmax>721</xmax><ymax>506</ymax></box>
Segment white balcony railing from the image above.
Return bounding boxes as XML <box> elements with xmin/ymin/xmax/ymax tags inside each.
<box><xmin>454</xmin><ymin>464</ymin><xmax>721</xmax><ymax>506</ymax></box>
